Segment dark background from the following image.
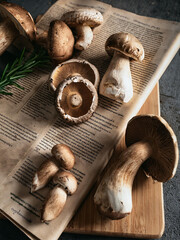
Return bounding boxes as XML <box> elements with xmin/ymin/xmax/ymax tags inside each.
<box><xmin>0</xmin><ymin>0</ymin><xmax>179</xmax><ymax>240</ymax></box>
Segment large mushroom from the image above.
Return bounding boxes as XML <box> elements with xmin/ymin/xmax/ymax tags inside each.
<box><xmin>61</xmin><ymin>8</ymin><xmax>103</xmax><ymax>50</ymax></box>
<box><xmin>49</xmin><ymin>58</ymin><xmax>100</xmax><ymax>92</ymax></box>
<box><xmin>55</xmin><ymin>75</ymin><xmax>98</xmax><ymax>124</ymax></box>
<box><xmin>99</xmin><ymin>32</ymin><xmax>144</xmax><ymax>103</ymax></box>
<box><xmin>47</xmin><ymin>20</ymin><xmax>74</xmax><ymax>63</ymax></box>
<box><xmin>0</xmin><ymin>2</ymin><xmax>36</xmax><ymax>55</ymax></box>
<box><xmin>94</xmin><ymin>115</ymin><xmax>179</xmax><ymax>219</ymax></box>
<box><xmin>41</xmin><ymin>170</ymin><xmax>77</xmax><ymax>222</ymax></box>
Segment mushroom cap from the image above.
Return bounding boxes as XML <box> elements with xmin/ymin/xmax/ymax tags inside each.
<box><xmin>56</xmin><ymin>75</ymin><xmax>98</xmax><ymax>124</ymax></box>
<box><xmin>125</xmin><ymin>114</ymin><xmax>179</xmax><ymax>182</ymax></box>
<box><xmin>51</xmin><ymin>144</ymin><xmax>75</xmax><ymax>170</ymax></box>
<box><xmin>105</xmin><ymin>32</ymin><xmax>144</xmax><ymax>62</ymax></box>
<box><xmin>53</xmin><ymin>170</ymin><xmax>77</xmax><ymax>195</ymax></box>
<box><xmin>0</xmin><ymin>2</ymin><xmax>36</xmax><ymax>41</ymax></box>
<box><xmin>61</xmin><ymin>8</ymin><xmax>103</xmax><ymax>28</ymax></box>
<box><xmin>48</xmin><ymin>20</ymin><xmax>74</xmax><ymax>63</ymax></box>
<box><xmin>49</xmin><ymin>58</ymin><xmax>100</xmax><ymax>92</ymax></box>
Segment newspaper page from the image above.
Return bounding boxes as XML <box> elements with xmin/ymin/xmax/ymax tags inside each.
<box><xmin>0</xmin><ymin>0</ymin><xmax>180</xmax><ymax>239</ymax></box>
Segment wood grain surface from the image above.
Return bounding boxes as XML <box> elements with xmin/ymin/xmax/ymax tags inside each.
<box><xmin>65</xmin><ymin>83</ymin><xmax>164</xmax><ymax>239</ymax></box>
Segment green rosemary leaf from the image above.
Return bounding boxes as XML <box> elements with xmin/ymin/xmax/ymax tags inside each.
<box><xmin>0</xmin><ymin>47</ymin><xmax>52</xmax><ymax>95</ymax></box>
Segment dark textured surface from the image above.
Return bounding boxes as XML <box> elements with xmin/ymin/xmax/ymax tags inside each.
<box><xmin>0</xmin><ymin>0</ymin><xmax>179</xmax><ymax>240</ymax></box>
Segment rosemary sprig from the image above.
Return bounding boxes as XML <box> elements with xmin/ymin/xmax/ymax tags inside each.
<box><xmin>0</xmin><ymin>47</ymin><xmax>51</xmax><ymax>95</ymax></box>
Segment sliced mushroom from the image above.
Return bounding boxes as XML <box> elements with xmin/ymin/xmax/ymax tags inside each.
<box><xmin>47</xmin><ymin>20</ymin><xmax>74</xmax><ymax>63</ymax></box>
<box><xmin>94</xmin><ymin>114</ymin><xmax>178</xmax><ymax>219</ymax></box>
<box><xmin>0</xmin><ymin>2</ymin><xmax>36</xmax><ymax>55</ymax></box>
<box><xmin>99</xmin><ymin>32</ymin><xmax>144</xmax><ymax>103</ymax></box>
<box><xmin>55</xmin><ymin>75</ymin><xmax>98</xmax><ymax>124</ymax></box>
<box><xmin>41</xmin><ymin>170</ymin><xmax>77</xmax><ymax>222</ymax></box>
<box><xmin>61</xmin><ymin>8</ymin><xmax>103</xmax><ymax>50</ymax></box>
<box><xmin>49</xmin><ymin>58</ymin><xmax>100</xmax><ymax>92</ymax></box>
<box><xmin>51</xmin><ymin>144</ymin><xmax>75</xmax><ymax>170</ymax></box>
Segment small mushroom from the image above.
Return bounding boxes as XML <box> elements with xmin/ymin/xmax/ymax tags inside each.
<box><xmin>31</xmin><ymin>158</ymin><xmax>59</xmax><ymax>193</ymax></box>
<box><xmin>47</xmin><ymin>20</ymin><xmax>74</xmax><ymax>63</ymax></box>
<box><xmin>49</xmin><ymin>58</ymin><xmax>100</xmax><ymax>92</ymax></box>
<box><xmin>41</xmin><ymin>170</ymin><xmax>77</xmax><ymax>222</ymax></box>
<box><xmin>55</xmin><ymin>75</ymin><xmax>98</xmax><ymax>124</ymax></box>
<box><xmin>61</xmin><ymin>8</ymin><xmax>103</xmax><ymax>50</ymax></box>
<box><xmin>0</xmin><ymin>2</ymin><xmax>36</xmax><ymax>55</ymax></box>
<box><xmin>51</xmin><ymin>144</ymin><xmax>75</xmax><ymax>170</ymax></box>
<box><xmin>99</xmin><ymin>32</ymin><xmax>144</xmax><ymax>103</ymax></box>
<box><xmin>94</xmin><ymin>114</ymin><xmax>178</xmax><ymax>219</ymax></box>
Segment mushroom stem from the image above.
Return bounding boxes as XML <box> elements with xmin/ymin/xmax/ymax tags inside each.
<box><xmin>100</xmin><ymin>51</ymin><xmax>133</xmax><ymax>102</ymax></box>
<box><xmin>94</xmin><ymin>140</ymin><xmax>153</xmax><ymax>219</ymax></box>
<box><xmin>75</xmin><ymin>25</ymin><xmax>93</xmax><ymax>50</ymax></box>
<box><xmin>0</xmin><ymin>19</ymin><xmax>18</xmax><ymax>55</ymax></box>
<box><xmin>69</xmin><ymin>93</ymin><xmax>83</xmax><ymax>107</ymax></box>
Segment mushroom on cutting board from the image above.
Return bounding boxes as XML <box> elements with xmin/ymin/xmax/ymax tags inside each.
<box><xmin>0</xmin><ymin>2</ymin><xmax>36</xmax><ymax>55</ymax></box>
<box><xmin>99</xmin><ymin>32</ymin><xmax>144</xmax><ymax>103</ymax></box>
<box><xmin>94</xmin><ymin>115</ymin><xmax>179</xmax><ymax>219</ymax></box>
<box><xmin>49</xmin><ymin>58</ymin><xmax>100</xmax><ymax>92</ymax></box>
<box><xmin>47</xmin><ymin>20</ymin><xmax>74</xmax><ymax>63</ymax></box>
<box><xmin>55</xmin><ymin>75</ymin><xmax>98</xmax><ymax>124</ymax></box>
<box><xmin>41</xmin><ymin>170</ymin><xmax>77</xmax><ymax>222</ymax></box>
<box><xmin>61</xmin><ymin>8</ymin><xmax>103</xmax><ymax>50</ymax></box>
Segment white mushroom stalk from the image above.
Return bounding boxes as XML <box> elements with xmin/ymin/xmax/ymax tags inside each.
<box><xmin>75</xmin><ymin>24</ymin><xmax>93</xmax><ymax>50</ymax></box>
<box><xmin>94</xmin><ymin>141</ymin><xmax>152</xmax><ymax>219</ymax></box>
<box><xmin>101</xmin><ymin>51</ymin><xmax>133</xmax><ymax>103</ymax></box>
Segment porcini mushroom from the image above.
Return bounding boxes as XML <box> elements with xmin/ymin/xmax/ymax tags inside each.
<box><xmin>31</xmin><ymin>158</ymin><xmax>59</xmax><ymax>193</ymax></box>
<box><xmin>51</xmin><ymin>144</ymin><xmax>75</xmax><ymax>170</ymax></box>
<box><xmin>99</xmin><ymin>32</ymin><xmax>144</xmax><ymax>103</ymax></box>
<box><xmin>61</xmin><ymin>8</ymin><xmax>103</xmax><ymax>50</ymax></box>
<box><xmin>47</xmin><ymin>20</ymin><xmax>74</xmax><ymax>63</ymax></box>
<box><xmin>0</xmin><ymin>2</ymin><xmax>36</xmax><ymax>55</ymax></box>
<box><xmin>55</xmin><ymin>75</ymin><xmax>98</xmax><ymax>124</ymax></box>
<box><xmin>49</xmin><ymin>58</ymin><xmax>100</xmax><ymax>92</ymax></box>
<box><xmin>41</xmin><ymin>170</ymin><xmax>77</xmax><ymax>222</ymax></box>
<box><xmin>94</xmin><ymin>114</ymin><xmax>178</xmax><ymax>219</ymax></box>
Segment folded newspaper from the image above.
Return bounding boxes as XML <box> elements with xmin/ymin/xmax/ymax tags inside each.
<box><xmin>0</xmin><ymin>0</ymin><xmax>180</xmax><ymax>239</ymax></box>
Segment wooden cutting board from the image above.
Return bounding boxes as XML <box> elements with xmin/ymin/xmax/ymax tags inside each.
<box><xmin>65</xmin><ymin>83</ymin><xmax>164</xmax><ymax>239</ymax></box>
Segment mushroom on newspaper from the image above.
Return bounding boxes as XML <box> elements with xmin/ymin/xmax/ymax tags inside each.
<box><xmin>99</xmin><ymin>32</ymin><xmax>144</xmax><ymax>103</ymax></box>
<box><xmin>55</xmin><ymin>75</ymin><xmax>98</xmax><ymax>124</ymax></box>
<box><xmin>61</xmin><ymin>8</ymin><xmax>103</xmax><ymax>50</ymax></box>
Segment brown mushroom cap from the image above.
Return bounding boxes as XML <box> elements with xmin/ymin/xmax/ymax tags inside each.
<box><xmin>56</xmin><ymin>75</ymin><xmax>98</xmax><ymax>124</ymax></box>
<box><xmin>0</xmin><ymin>2</ymin><xmax>36</xmax><ymax>41</ymax></box>
<box><xmin>53</xmin><ymin>170</ymin><xmax>77</xmax><ymax>195</ymax></box>
<box><xmin>125</xmin><ymin>114</ymin><xmax>179</xmax><ymax>182</ymax></box>
<box><xmin>61</xmin><ymin>8</ymin><xmax>103</xmax><ymax>28</ymax></box>
<box><xmin>49</xmin><ymin>58</ymin><xmax>100</xmax><ymax>92</ymax></box>
<box><xmin>105</xmin><ymin>32</ymin><xmax>144</xmax><ymax>62</ymax></box>
<box><xmin>48</xmin><ymin>20</ymin><xmax>74</xmax><ymax>63</ymax></box>
<box><xmin>51</xmin><ymin>144</ymin><xmax>75</xmax><ymax>170</ymax></box>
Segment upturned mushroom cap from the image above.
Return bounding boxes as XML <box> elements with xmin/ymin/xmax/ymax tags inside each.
<box><xmin>0</xmin><ymin>2</ymin><xmax>36</xmax><ymax>41</ymax></box>
<box><xmin>51</xmin><ymin>144</ymin><xmax>75</xmax><ymax>170</ymax></box>
<box><xmin>105</xmin><ymin>32</ymin><xmax>144</xmax><ymax>62</ymax></box>
<box><xmin>56</xmin><ymin>75</ymin><xmax>98</xmax><ymax>124</ymax></box>
<box><xmin>48</xmin><ymin>20</ymin><xmax>74</xmax><ymax>63</ymax></box>
<box><xmin>126</xmin><ymin>115</ymin><xmax>179</xmax><ymax>182</ymax></box>
<box><xmin>49</xmin><ymin>58</ymin><xmax>100</xmax><ymax>92</ymax></box>
<box><xmin>53</xmin><ymin>170</ymin><xmax>77</xmax><ymax>195</ymax></box>
<box><xmin>61</xmin><ymin>8</ymin><xmax>103</xmax><ymax>28</ymax></box>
